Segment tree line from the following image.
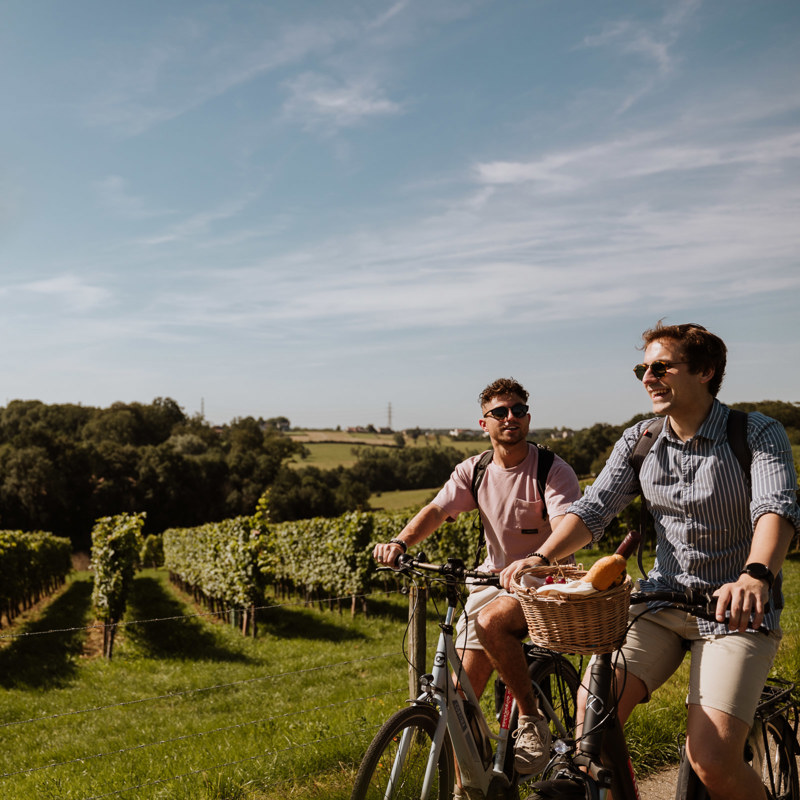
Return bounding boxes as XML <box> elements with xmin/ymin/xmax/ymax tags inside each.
<box><xmin>1</xmin><ymin>398</ymin><xmax>796</xmax><ymax>550</ymax></box>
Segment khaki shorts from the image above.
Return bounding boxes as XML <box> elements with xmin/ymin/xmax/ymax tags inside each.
<box><xmin>617</xmin><ymin>606</ymin><xmax>782</xmax><ymax>725</ymax></box>
<box><xmin>455</xmin><ymin>584</ymin><xmax>512</xmax><ymax>651</ymax></box>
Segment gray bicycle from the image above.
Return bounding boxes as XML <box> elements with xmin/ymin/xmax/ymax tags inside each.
<box><xmin>352</xmin><ymin>554</ymin><xmax>581</xmax><ymax>800</ymax></box>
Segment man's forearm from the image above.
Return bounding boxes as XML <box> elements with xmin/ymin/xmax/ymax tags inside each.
<box><xmin>746</xmin><ymin>512</ymin><xmax>796</xmax><ymax>576</ymax></box>
<box><xmin>536</xmin><ymin>513</ymin><xmax>593</xmax><ymax>563</ymax></box>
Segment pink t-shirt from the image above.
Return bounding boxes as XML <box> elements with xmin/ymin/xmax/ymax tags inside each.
<box><xmin>432</xmin><ymin>444</ymin><xmax>581</xmax><ymax>571</ymax></box>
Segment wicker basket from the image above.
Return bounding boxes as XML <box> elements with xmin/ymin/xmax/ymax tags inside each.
<box><xmin>511</xmin><ymin>564</ymin><xmax>632</xmax><ymax>655</ymax></box>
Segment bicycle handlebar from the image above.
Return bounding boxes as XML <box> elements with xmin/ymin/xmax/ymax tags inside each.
<box><xmin>385</xmin><ymin>552</ymin><xmax>501</xmax><ymax>586</ymax></box>
<box><xmin>631</xmin><ymin>588</ymin><xmax>770</xmax><ymax>633</ymax></box>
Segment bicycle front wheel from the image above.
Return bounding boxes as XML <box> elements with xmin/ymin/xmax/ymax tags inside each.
<box><xmin>351</xmin><ymin>704</ymin><xmax>455</xmax><ymax>800</ymax></box>
<box><xmin>752</xmin><ymin>716</ymin><xmax>799</xmax><ymax>800</ymax></box>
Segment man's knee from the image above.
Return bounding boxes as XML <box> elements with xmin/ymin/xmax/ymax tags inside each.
<box><xmin>475</xmin><ymin>597</ymin><xmax>525</xmax><ymax>643</ymax></box>
<box><xmin>685</xmin><ymin>706</ymin><xmax>751</xmax><ymax>788</ymax></box>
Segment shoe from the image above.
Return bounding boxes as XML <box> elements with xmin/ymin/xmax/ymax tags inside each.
<box><xmin>512</xmin><ymin>713</ymin><xmax>551</xmax><ymax>775</ymax></box>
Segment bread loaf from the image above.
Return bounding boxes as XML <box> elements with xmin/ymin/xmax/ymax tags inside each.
<box><xmin>581</xmin><ymin>553</ymin><xmax>626</xmax><ymax>591</ymax></box>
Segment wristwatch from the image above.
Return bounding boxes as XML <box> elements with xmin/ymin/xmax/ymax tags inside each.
<box><xmin>740</xmin><ymin>562</ymin><xmax>774</xmax><ymax>589</ymax></box>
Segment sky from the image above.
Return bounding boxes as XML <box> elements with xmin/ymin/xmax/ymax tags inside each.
<box><xmin>1</xmin><ymin>0</ymin><xmax>798</xmax><ymax>433</ymax></box>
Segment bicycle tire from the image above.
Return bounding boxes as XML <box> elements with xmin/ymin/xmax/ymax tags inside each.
<box><xmin>501</xmin><ymin>653</ymin><xmax>580</xmax><ymax>780</ymax></box>
<box><xmin>351</xmin><ymin>704</ymin><xmax>455</xmax><ymax>800</ymax></box>
<box><xmin>751</xmin><ymin>715</ymin><xmax>799</xmax><ymax>800</ymax></box>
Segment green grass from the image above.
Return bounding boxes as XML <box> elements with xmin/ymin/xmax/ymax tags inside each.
<box><xmin>1</xmin><ymin>553</ymin><xmax>797</xmax><ymax>797</ymax></box>
<box><xmin>287</xmin><ymin>436</ymin><xmax>484</xmax><ymax>471</ymax></box>
<box><xmin>0</xmin><ymin>571</ymin><xmax>418</xmax><ymax>800</ymax></box>
<box><xmin>368</xmin><ymin>487</ymin><xmax>438</xmax><ymax>511</ymax></box>
<box><xmin>288</xmin><ymin>441</ymin><xmax>365</xmax><ymax>470</ymax></box>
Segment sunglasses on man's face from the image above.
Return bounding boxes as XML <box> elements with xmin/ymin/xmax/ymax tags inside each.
<box><xmin>632</xmin><ymin>360</ymin><xmax>689</xmax><ymax>381</ymax></box>
<box><xmin>483</xmin><ymin>403</ymin><xmax>529</xmax><ymax>420</ymax></box>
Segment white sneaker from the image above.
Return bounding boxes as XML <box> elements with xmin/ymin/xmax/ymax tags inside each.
<box><xmin>512</xmin><ymin>713</ymin><xmax>551</xmax><ymax>774</ymax></box>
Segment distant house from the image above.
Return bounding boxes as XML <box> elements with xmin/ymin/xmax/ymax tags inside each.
<box><xmin>449</xmin><ymin>428</ymin><xmax>486</xmax><ymax>440</ymax></box>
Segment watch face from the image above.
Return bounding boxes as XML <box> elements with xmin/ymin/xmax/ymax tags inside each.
<box><xmin>744</xmin><ymin>563</ymin><xmax>773</xmax><ymax>585</ymax></box>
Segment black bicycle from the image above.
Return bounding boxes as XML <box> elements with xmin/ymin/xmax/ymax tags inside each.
<box><xmin>524</xmin><ymin>587</ymin><xmax>799</xmax><ymax>800</ymax></box>
<box><xmin>352</xmin><ymin>554</ymin><xmax>581</xmax><ymax>800</ymax></box>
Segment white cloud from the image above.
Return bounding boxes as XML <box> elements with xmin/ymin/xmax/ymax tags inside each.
<box><xmin>282</xmin><ymin>72</ymin><xmax>403</xmax><ymax>130</ymax></box>
<box><xmin>20</xmin><ymin>275</ymin><xmax>112</xmax><ymax>313</ymax></box>
<box><xmin>579</xmin><ymin>0</ymin><xmax>700</xmax><ymax>113</ymax></box>
<box><xmin>81</xmin><ymin>17</ymin><xmax>355</xmax><ymax>136</ymax></box>
<box><xmin>136</xmin><ymin>192</ymin><xmax>260</xmax><ymax>246</ymax></box>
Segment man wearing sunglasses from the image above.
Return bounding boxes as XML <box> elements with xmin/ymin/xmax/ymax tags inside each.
<box><xmin>517</xmin><ymin>323</ymin><xmax>799</xmax><ymax>800</ymax></box>
<box><xmin>373</xmin><ymin>378</ymin><xmax>581</xmax><ymax>777</ymax></box>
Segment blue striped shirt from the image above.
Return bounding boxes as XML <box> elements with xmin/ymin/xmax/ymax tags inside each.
<box><xmin>568</xmin><ymin>400</ymin><xmax>800</xmax><ymax>634</ymax></box>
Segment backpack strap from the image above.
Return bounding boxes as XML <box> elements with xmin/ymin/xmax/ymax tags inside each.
<box><xmin>470</xmin><ymin>450</ymin><xmax>495</xmax><ymax>568</ymax></box>
<box><xmin>629</xmin><ymin>418</ymin><xmax>665</xmax><ymax>578</ymax></box>
<box><xmin>726</xmin><ymin>409</ymin><xmax>752</xmax><ymax>488</ymax></box>
<box><xmin>470</xmin><ymin>443</ymin><xmax>554</xmax><ymax>568</ymax></box>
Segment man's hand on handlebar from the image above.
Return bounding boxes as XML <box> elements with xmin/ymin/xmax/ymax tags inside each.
<box><xmin>713</xmin><ymin>575</ymin><xmax>770</xmax><ymax>634</ymax></box>
<box><xmin>498</xmin><ymin>555</ymin><xmax>548</xmax><ymax>591</ymax></box>
<box><xmin>372</xmin><ymin>541</ymin><xmax>407</xmax><ymax>568</ymax></box>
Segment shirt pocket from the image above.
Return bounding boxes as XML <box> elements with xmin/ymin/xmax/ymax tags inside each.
<box><xmin>513</xmin><ymin>498</ymin><xmax>546</xmax><ymax>535</ymax></box>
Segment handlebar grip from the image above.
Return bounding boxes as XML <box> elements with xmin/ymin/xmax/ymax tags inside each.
<box><xmin>393</xmin><ymin>552</ymin><xmax>414</xmax><ymax>569</ymax></box>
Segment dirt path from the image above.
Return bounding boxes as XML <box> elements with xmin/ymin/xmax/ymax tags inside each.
<box><xmin>635</xmin><ymin>764</ymin><xmax>680</xmax><ymax>799</ymax></box>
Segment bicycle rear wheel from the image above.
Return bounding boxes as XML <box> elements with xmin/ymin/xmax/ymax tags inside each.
<box><xmin>499</xmin><ymin>651</ymin><xmax>580</xmax><ymax>781</ymax></box>
<box><xmin>351</xmin><ymin>704</ymin><xmax>455</xmax><ymax>800</ymax></box>
<box><xmin>750</xmin><ymin>716</ymin><xmax>799</xmax><ymax>800</ymax></box>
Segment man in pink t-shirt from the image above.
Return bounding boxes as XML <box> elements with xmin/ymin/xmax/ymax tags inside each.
<box><xmin>373</xmin><ymin>378</ymin><xmax>581</xmax><ymax>776</ymax></box>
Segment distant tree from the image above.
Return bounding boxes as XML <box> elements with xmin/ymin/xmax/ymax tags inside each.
<box><xmin>267</xmin><ymin>465</ymin><xmax>370</xmax><ymax>521</ymax></box>
<box><xmin>263</xmin><ymin>416</ymin><xmax>291</xmax><ymax>431</ymax></box>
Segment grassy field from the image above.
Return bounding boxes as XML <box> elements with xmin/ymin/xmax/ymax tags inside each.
<box><xmin>1</xmin><ymin>552</ymin><xmax>797</xmax><ymax>799</ymax></box>
<box><xmin>287</xmin><ymin>431</ymin><xmax>484</xmax><ymax>471</ymax></box>
<box><xmin>367</xmin><ymin>487</ymin><xmax>437</xmax><ymax>512</ymax></box>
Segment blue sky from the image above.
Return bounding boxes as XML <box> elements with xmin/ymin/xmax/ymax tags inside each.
<box><xmin>1</xmin><ymin>0</ymin><xmax>798</xmax><ymax>432</ymax></box>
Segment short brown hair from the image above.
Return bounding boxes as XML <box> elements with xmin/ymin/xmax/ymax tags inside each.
<box><xmin>479</xmin><ymin>378</ymin><xmax>529</xmax><ymax>407</ymax></box>
<box><xmin>641</xmin><ymin>322</ymin><xmax>727</xmax><ymax>397</ymax></box>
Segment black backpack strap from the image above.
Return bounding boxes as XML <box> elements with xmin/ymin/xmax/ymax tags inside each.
<box><xmin>630</xmin><ymin>417</ymin><xmax>665</xmax><ymax>481</ymax></box>
<box><xmin>470</xmin><ymin>450</ymin><xmax>495</xmax><ymax>568</ymax></box>
<box><xmin>629</xmin><ymin>417</ymin><xmax>665</xmax><ymax>578</ymax></box>
<box><xmin>726</xmin><ymin>409</ymin><xmax>751</xmax><ymax>488</ymax></box>
<box><xmin>533</xmin><ymin>443</ymin><xmax>555</xmax><ymax>521</ymax></box>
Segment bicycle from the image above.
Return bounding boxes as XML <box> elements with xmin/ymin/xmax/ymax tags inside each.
<box><xmin>351</xmin><ymin>554</ymin><xmax>582</xmax><ymax>800</ymax></box>
<box><xmin>523</xmin><ymin>587</ymin><xmax>800</xmax><ymax>800</ymax></box>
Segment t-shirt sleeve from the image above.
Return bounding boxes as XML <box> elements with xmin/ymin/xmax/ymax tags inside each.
<box><xmin>431</xmin><ymin>454</ymin><xmax>482</xmax><ymax>521</ymax></box>
<box><xmin>544</xmin><ymin>455</ymin><xmax>582</xmax><ymax>518</ymax></box>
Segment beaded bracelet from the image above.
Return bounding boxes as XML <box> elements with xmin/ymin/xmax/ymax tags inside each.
<box><xmin>389</xmin><ymin>538</ymin><xmax>408</xmax><ymax>554</ymax></box>
<box><xmin>527</xmin><ymin>551</ymin><xmax>551</xmax><ymax>565</ymax></box>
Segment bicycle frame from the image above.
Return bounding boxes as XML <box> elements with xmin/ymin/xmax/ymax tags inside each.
<box><xmin>410</xmin><ymin>586</ymin><xmax>516</xmax><ymax>795</ymax></box>
<box><xmin>576</xmin><ymin>652</ymin><xmax>641</xmax><ymax>800</ymax></box>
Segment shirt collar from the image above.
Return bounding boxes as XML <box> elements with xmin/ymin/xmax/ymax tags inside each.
<box><xmin>662</xmin><ymin>398</ymin><xmax>725</xmax><ymax>443</ymax></box>
<box><xmin>693</xmin><ymin>398</ymin><xmax>726</xmax><ymax>443</ymax></box>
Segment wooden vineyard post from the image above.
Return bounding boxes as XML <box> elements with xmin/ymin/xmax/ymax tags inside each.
<box><xmin>407</xmin><ymin>584</ymin><xmax>427</xmax><ymax>700</ymax></box>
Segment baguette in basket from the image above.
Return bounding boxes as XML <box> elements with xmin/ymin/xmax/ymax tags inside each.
<box><xmin>535</xmin><ymin>530</ymin><xmax>640</xmax><ymax>598</ymax></box>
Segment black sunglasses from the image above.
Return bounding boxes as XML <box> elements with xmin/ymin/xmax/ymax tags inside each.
<box><xmin>483</xmin><ymin>403</ymin><xmax>529</xmax><ymax>420</ymax></box>
<box><xmin>633</xmin><ymin>360</ymin><xmax>689</xmax><ymax>381</ymax></box>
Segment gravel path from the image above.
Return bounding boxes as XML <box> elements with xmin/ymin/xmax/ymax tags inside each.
<box><xmin>635</xmin><ymin>764</ymin><xmax>680</xmax><ymax>799</ymax></box>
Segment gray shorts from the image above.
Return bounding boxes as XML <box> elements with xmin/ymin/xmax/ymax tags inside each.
<box><xmin>617</xmin><ymin>605</ymin><xmax>782</xmax><ymax>725</ymax></box>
